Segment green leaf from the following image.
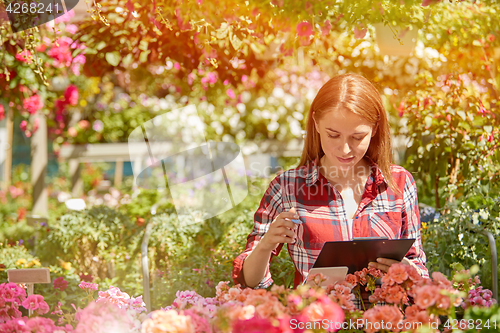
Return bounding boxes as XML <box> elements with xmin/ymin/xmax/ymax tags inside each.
<box><xmin>105</xmin><ymin>52</ymin><xmax>121</xmax><ymax>66</ymax></box>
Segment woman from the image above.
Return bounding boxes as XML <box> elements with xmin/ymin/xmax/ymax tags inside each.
<box><xmin>232</xmin><ymin>73</ymin><xmax>429</xmax><ymax>293</ymax></box>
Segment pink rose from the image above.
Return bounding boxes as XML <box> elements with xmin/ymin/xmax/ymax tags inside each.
<box><xmin>22</xmin><ymin>95</ymin><xmax>43</xmax><ymax>115</ymax></box>
<box><xmin>53</xmin><ymin>277</ymin><xmax>68</xmax><ymax>291</ymax></box>
<box><xmin>64</xmin><ymin>84</ymin><xmax>79</xmax><ymax>106</ymax></box>
<box><xmin>20</xmin><ymin>120</ymin><xmax>28</xmax><ymax>132</ymax></box>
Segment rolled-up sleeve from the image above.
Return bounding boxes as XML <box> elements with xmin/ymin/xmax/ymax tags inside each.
<box><xmin>401</xmin><ymin>171</ymin><xmax>429</xmax><ymax>278</ymax></box>
<box><xmin>232</xmin><ymin>176</ymin><xmax>284</xmax><ymax>288</ymax></box>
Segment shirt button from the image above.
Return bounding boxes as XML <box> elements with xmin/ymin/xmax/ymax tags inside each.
<box><xmin>355</xmin><ymin>216</ymin><xmax>359</xmax><ymax>219</ymax></box>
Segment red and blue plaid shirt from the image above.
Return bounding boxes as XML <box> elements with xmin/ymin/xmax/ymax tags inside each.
<box><xmin>232</xmin><ymin>157</ymin><xmax>429</xmax><ymax>289</ymax></box>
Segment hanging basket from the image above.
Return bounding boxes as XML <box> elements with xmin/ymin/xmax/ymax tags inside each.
<box><xmin>373</xmin><ymin>23</ymin><xmax>418</xmax><ymax>57</ymax></box>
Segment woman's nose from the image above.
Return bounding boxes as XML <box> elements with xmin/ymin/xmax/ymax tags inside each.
<box><xmin>341</xmin><ymin>140</ymin><xmax>351</xmax><ymax>155</ymax></box>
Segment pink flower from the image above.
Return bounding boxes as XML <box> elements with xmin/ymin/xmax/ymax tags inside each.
<box><xmin>15</xmin><ymin>50</ymin><xmax>33</xmax><ymax>64</ymax></box>
<box><xmin>64</xmin><ymin>84</ymin><xmax>79</xmax><ymax>106</ymax></box>
<box><xmin>414</xmin><ymin>285</ymin><xmax>440</xmax><ymax>309</ymax></box>
<box><xmin>226</xmin><ymin>89</ymin><xmax>236</xmax><ymax>99</ymax></box>
<box><xmin>387</xmin><ymin>263</ymin><xmax>409</xmax><ymax>284</ymax></box>
<box><xmin>321</xmin><ymin>20</ymin><xmax>332</xmax><ymax>36</ymax></box>
<box><xmin>363</xmin><ymin>305</ymin><xmax>403</xmax><ymax>333</ymax></box>
<box><xmin>96</xmin><ymin>285</ymin><xmax>146</xmax><ymax>314</ymax></box>
<box><xmin>20</xmin><ymin>120</ymin><xmax>28</xmax><ymax>132</ymax></box>
<box><xmin>78</xmin><ymin>120</ymin><xmax>90</xmax><ymax>129</ymax></box>
<box><xmin>68</xmin><ymin>127</ymin><xmax>78</xmax><ymax>137</ymax></box>
<box><xmin>54</xmin><ymin>9</ymin><xmax>75</xmax><ymax>23</ymax></box>
<box><xmin>296</xmin><ymin>21</ymin><xmax>313</xmax><ymax>37</ymax></box>
<box><xmin>354</xmin><ymin>25</ymin><xmax>367</xmax><ymax>39</ymax></box>
<box><xmin>21</xmin><ymin>295</ymin><xmax>49</xmax><ymax>315</ymax></box>
<box><xmin>47</xmin><ymin>37</ymin><xmax>73</xmax><ymax>67</ymax></box>
<box><xmin>23</xmin><ymin>95</ymin><xmax>43</xmax><ymax>115</ymax></box>
<box><xmin>142</xmin><ymin>309</ymin><xmax>195</xmax><ymax>333</ymax></box>
<box><xmin>302</xmin><ymin>295</ymin><xmax>344</xmax><ymax>328</ymax></box>
<box><xmin>232</xmin><ymin>316</ymin><xmax>280</xmax><ymax>333</ymax></box>
<box><xmin>53</xmin><ymin>277</ymin><xmax>68</xmax><ymax>291</ymax></box>
<box><xmin>0</xmin><ymin>104</ymin><xmax>5</xmax><ymax>121</ymax></box>
<box><xmin>431</xmin><ymin>271</ymin><xmax>452</xmax><ymax>288</ymax></box>
<box><xmin>8</xmin><ymin>186</ymin><xmax>24</xmax><ymax>199</ymax></box>
<box><xmin>73</xmin><ymin>301</ymin><xmax>135</xmax><ymax>333</ymax></box>
<box><xmin>24</xmin><ymin>316</ymin><xmax>62</xmax><ymax>332</ymax></box>
<box><xmin>183</xmin><ymin>309</ymin><xmax>212</xmax><ymax>333</ymax></box>
<box><xmin>33</xmin><ymin>118</ymin><xmax>40</xmax><ymax>133</ymax></box>
<box><xmin>384</xmin><ymin>285</ymin><xmax>406</xmax><ymax>304</ymax></box>
<box><xmin>65</xmin><ymin>24</ymin><xmax>78</xmax><ymax>34</ymax></box>
<box><xmin>78</xmin><ymin>282</ymin><xmax>98</xmax><ymax>291</ymax></box>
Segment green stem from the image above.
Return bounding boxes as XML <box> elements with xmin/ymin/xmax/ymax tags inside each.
<box><xmin>356</xmin><ymin>288</ymin><xmax>366</xmax><ymax>312</ymax></box>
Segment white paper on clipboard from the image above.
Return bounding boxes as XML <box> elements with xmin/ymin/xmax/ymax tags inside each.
<box><xmin>302</xmin><ymin>266</ymin><xmax>349</xmax><ymax>288</ymax></box>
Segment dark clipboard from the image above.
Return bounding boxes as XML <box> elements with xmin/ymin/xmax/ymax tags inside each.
<box><xmin>311</xmin><ymin>238</ymin><xmax>416</xmax><ymax>274</ymax></box>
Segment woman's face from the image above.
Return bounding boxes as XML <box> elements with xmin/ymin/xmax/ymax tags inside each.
<box><xmin>314</xmin><ymin>108</ymin><xmax>377</xmax><ymax>173</ymax></box>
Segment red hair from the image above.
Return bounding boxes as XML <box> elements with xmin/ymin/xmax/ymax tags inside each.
<box><xmin>298</xmin><ymin>73</ymin><xmax>398</xmax><ymax>193</ymax></box>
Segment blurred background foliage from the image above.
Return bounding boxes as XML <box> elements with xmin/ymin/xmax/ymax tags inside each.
<box><xmin>1</xmin><ymin>0</ymin><xmax>500</xmax><ymax>311</ymax></box>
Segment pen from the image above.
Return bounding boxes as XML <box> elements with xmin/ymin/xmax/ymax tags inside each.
<box><xmin>291</xmin><ymin>219</ymin><xmax>302</xmax><ymax>224</ymax></box>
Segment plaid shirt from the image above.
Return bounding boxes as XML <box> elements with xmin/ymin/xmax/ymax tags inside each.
<box><xmin>232</xmin><ymin>157</ymin><xmax>429</xmax><ymax>290</ymax></box>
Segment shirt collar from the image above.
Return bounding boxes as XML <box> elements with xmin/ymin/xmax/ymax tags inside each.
<box><xmin>305</xmin><ymin>155</ymin><xmax>387</xmax><ymax>187</ymax></box>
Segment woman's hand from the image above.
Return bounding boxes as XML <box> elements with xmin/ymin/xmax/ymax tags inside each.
<box><xmin>368</xmin><ymin>257</ymin><xmax>412</xmax><ymax>273</ymax></box>
<box><xmin>259</xmin><ymin>207</ymin><xmax>299</xmax><ymax>252</ymax></box>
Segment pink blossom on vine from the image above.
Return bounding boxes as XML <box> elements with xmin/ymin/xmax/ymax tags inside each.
<box><xmin>321</xmin><ymin>20</ymin><xmax>332</xmax><ymax>36</ymax></box>
<box><xmin>47</xmin><ymin>37</ymin><xmax>73</xmax><ymax>67</ymax></box>
<box><xmin>354</xmin><ymin>25</ymin><xmax>367</xmax><ymax>39</ymax></box>
<box><xmin>15</xmin><ymin>50</ymin><xmax>33</xmax><ymax>64</ymax></box>
<box><xmin>226</xmin><ymin>89</ymin><xmax>236</xmax><ymax>99</ymax></box>
<box><xmin>33</xmin><ymin>118</ymin><xmax>40</xmax><ymax>133</ymax></box>
<box><xmin>64</xmin><ymin>85</ymin><xmax>79</xmax><ymax>106</ymax></box>
<box><xmin>296</xmin><ymin>21</ymin><xmax>312</xmax><ymax>37</ymax></box>
<box><xmin>23</xmin><ymin>95</ymin><xmax>43</xmax><ymax>115</ymax></box>
<box><xmin>65</xmin><ymin>24</ymin><xmax>78</xmax><ymax>34</ymax></box>
<box><xmin>20</xmin><ymin>120</ymin><xmax>28</xmax><ymax>132</ymax></box>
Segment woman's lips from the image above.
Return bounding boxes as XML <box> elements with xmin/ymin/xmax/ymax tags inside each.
<box><xmin>337</xmin><ymin>156</ymin><xmax>355</xmax><ymax>163</ymax></box>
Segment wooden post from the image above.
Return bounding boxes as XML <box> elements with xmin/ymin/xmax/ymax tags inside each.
<box><xmin>2</xmin><ymin>106</ymin><xmax>13</xmax><ymax>190</ymax></box>
<box><xmin>69</xmin><ymin>158</ymin><xmax>83</xmax><ymax>197</ymax></box>
<box><xmin>114</xmin><ymin>159</ymin><xmax>123</xmax><ymax>187</ymax></box>
<box><xmin>31</xmin><ymin>112</ymin><xmax>48</xmax><ymax>216</ymax></box>
<box><xmin>7</xmin><ymin>268</ymin><xmax>51</xmax><ymax>317</ymax></box>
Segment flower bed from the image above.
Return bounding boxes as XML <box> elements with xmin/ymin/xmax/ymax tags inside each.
<box><xmin>1</xmin><ymin>263</ymin><xmax>497</xmax><ymax>333</ymax></box>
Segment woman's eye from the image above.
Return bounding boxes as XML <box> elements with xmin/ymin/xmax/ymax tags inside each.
<box><xmin>353</xmin><ymin>137</ymin><xmax>363</xmax><ymax>141</ymax></box>
<box><xmin>327</xmin><ymin>135</ymin><xmax>339</xmax><ymax>139</ymax></box>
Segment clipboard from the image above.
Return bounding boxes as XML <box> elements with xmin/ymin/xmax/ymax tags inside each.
<box><xmin>311</xmin><ymin>238</ymin><xmax>416</xmax><ymax>274</ymax></box>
